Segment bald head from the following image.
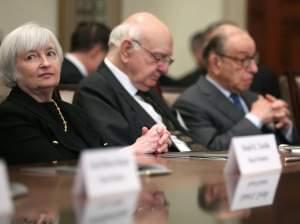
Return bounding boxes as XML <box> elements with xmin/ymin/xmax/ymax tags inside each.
<box><xmin>210</xmin><ymin>24</ymin><xmax>243</xmax><ymax>39</ymax></box>
<box><xmin>107</xmin><ymin>12</ymin><xmax>174</xmax><ymax>91</ymax></box>
<box><xmin>108</xmin><ymin>12</ymin><xmax>172</xmax><ymax>52</ymax></box>
<box><xmin>203</xmin><ymin>24</ymin><xmax>252</xmax><ymax>65</ymax></box>
<box><xmin>125</xmin><ymin>12</ymin><xmax>164</xmax><ymax>25</ymax></box>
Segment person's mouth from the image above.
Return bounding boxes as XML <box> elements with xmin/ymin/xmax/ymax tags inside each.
<box><xmin>38</xmin><ymin>73</ymin><xmax>54</xmax><ymax>78</ymax></box>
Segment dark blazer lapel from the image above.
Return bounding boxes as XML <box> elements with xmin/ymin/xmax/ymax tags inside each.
<box><xmin>101</xmin><ymin>64</ymin><xmax>157</xmax><ymax>127</ymax></box>
<box><xmin>199</xmin><ymin>77</ymin><xmax>245</xmax><ymax>122</ymax></box>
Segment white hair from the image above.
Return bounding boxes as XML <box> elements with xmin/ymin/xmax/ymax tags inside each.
<box><xmin>0</xmin><ymin>22</ymin><xmax>63</xmax><ymax>87</ymax></box>
<box><xmin>108</xmin><ymin>23</ymin><xmax>141</xmax><ymax>48</ymax></box>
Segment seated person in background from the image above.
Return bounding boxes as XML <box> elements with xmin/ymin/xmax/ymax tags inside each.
<box><xmin>0</xmin><ymin>23</ymin><xmax>170</xmax><ymax>165</ymax></box>
<box><xmin>177</xmin><ymin>31</ymin><xmax>206</xmax><ymax>86</ymax></box>
<box><xmin>173</xmin><ymin>24</ymin><xmax>298</xmax><ymax>150</ymax></box>
<box><xmin>74</xmin><ymin>12</ymin><xmax>205</xmax><ymax>152</ymax></box>
<box><xmin>160</xmin><ymin>21</ymin><xmax>281</xmax><ymax>99</ymax></box>
<box><xmin>159</xmin><ymin>31</ymin><xmax>205</xmax><ymax>88</ymax></box>
<box><xmin>60</xmin><ymin>21</ymin><xmax>111</xmax><ymax>84</ymax></box>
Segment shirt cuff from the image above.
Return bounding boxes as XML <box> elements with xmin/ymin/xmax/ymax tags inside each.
<box><xmin>281</xmin><ymin>124</ymin><xmax>294</xmax><ymax>142</ymax></box>
<box><xmin>245</xmin><ymin>113</ymin><xmax>263</xmax><ymax>128</ymax></box>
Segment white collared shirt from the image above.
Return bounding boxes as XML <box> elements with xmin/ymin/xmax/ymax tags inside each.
<box><xmin>104</xmin><ymin>58</ymin><xmax>163</xmax><ymax>124</ymax></box>
<box><xmin>65</xmin><ymin>53</ymin><xmax>88</xmax><ymax>77</ymax></box>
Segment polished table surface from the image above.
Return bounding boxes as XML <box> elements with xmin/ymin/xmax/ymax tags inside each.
<box><xmin>4</xmin><ymin>155</ymin><xmax>300</xmax><ymax>224</ymax></box>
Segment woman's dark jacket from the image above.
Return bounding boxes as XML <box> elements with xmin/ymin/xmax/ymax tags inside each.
<box><xmin>0</xmin><ymin>87</ymin><xmax>104</xmax><ymax>165</ymax></box>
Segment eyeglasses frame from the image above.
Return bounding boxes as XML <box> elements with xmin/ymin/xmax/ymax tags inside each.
<box><xmin>216</xmin><ymin>52</ymin><xmax>259</xmax><ymax>68</ymax></box>
<box><xmin>131</xmin><ymin>39</ymin><xmax>174</xmax><ymax>65</ymax></box>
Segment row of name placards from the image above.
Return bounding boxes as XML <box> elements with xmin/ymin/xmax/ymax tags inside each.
<box><xmin>0</xmin><ymin>134</ymin><xmax>283</xmax><ymax>221</ymax></box>
<box><xmin>71</xmin><ymin>133</ymin><xmax>283</xmax><ymax>199</ymax></box>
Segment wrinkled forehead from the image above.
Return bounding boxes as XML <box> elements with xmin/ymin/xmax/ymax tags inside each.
<box><xmin>224</xmin><ymin>32</ymin><xmax>256</xmax><ymax>55</ymax></box>
<box><xmin>140</xmin><ymin>25</ymin><xmax>173</xmax><ymax>53</ymax></box>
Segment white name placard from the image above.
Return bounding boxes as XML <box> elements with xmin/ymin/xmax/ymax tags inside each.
<box><xmin>224</xmin><ymin>134</ymin><xmax>282</xmax><ymax>175</ymax></box>
<box><xmin>225</xmin><ymin>171</ymin><xmax>281</xmax><ymax>210</ymax></box>
<box><xmin>0</xmin><ymin>160</ymin><xmax>14</xmax><ymax>217</ymax></box>
<box><xmin>73</xmin><ymin>148</ymin><xmax>141</xmax><ymax>199</ymax></box>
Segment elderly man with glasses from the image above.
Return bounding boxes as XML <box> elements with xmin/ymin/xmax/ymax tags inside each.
<box><xmin>173</xmin><ymin>24</ymin><xmax>298</xmax><ymax>151</ymax></box>
<box><xmin>74</xmin><ymin>12</ymin><xmax>204</xmax><ymax>152</ymax></box>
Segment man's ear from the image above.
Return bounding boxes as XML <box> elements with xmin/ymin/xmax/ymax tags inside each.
<box><xmin>88</xmin><ymin>44</ymin><xmax>102</xmax><ymax>58</ymax></box>
<box><xmin>120</xmin><ymin>40</ymin><xmax>134</xmax><ymax>63</ymax></box>
<box><xmin>209</xmin><ymin>53</ymin><xmax>222</xmax><ymax>74</ymax></box>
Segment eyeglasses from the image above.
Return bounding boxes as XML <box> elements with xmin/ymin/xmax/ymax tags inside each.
<box><xmin>217</xmin><ymin>52</ymin><xmax>259</xmax><ymax>68</ymax></box>
<box><xmin>132</xmin><ymin>40</ymin><xmax>174</xmax><ymax>65</ymax></box>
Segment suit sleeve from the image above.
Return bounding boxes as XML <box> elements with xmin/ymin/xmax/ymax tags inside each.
<box><xmin>74</xmin><ymin>84</ymin><xmax>140</xmax><ymax>146</ymax></box>
<box><xmin>173</xmin><ymin>99</ymin><xmax>263</xmax><ymax>150</ymax></box>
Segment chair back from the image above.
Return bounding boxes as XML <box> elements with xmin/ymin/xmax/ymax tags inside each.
<box><xmin>280</xmin><ymin>72</ymin><xmax>300</xmax><ymax>133</ymax></box>
<box><xmin>161</xmin><ymin>87</ymin><xmax>184</xmax><ymax>107</ymax></box>
<box><xmin>56</xmin><ymin>84</ymin><xmax>78</xmax><ymax>104</ymax></box>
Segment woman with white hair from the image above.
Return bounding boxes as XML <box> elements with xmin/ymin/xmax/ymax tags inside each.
<box><xmin>0</xmin><ymin>23</ymin><xmax>170</xmax><ymax>165</ymax></box>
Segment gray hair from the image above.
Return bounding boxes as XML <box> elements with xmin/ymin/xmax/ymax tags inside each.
<box><xmin>202</xmin><ymin>34</ymin><xmax>227</xmax><ymax>69</ymax></box>
<box><xmin>0</xmin><ymin>22</ymin><xmax>63</xmax><ymax>87</ymax></box>
<box><xmin>108</xmin><ymin>23</ymin><xmax>141</xmax><ymax>48</ymax></box>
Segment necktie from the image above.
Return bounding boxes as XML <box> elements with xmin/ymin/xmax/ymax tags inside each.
<box><xmin>230</xmin><ymin>93</ymin><xmax>244</xmax><ymax>114</ymax></box>
<box><xmin>136</xmin><ymin>91</ymin><xmax>205</xmax><ymax>151</ymax></box>
<box><xmin>137</xmin><ymin>91</ymin><xmax>175</xmax><ymax>130</ymax></box>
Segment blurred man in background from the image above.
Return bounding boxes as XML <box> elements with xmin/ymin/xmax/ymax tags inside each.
<box><xmin>60</xmin><ymin>21</ymin><xmax>111</xmax><ymax>84</ymax></box>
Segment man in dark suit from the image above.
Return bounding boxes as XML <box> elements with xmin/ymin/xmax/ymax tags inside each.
<box><xmin>60</xmin><ymin>21</ymin><xmax>111</xmax><ymax>84</ymax></box>
<box><xmin>74</xmin><ymin>12</ymin><xmax>204</xmax><ymax>152</ymax></box>
<box><xmin>173</xmin><ymin>24</ymin><xmax>297</xmax><ymax>150</ymax></box>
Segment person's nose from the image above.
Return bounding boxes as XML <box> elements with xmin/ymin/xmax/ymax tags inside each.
<box><xmin>40</xmin><ymin>55</ymin><xmax>50</xmax><ymax>67</ymax></box>
<box><xmin>157</xmin><ymin>62</ymin><xmax>170</xmax><ymax>75</ymax></box>
<box><xmin>248</xmin><ymin>60</ymin><xmax>258</xmax><ymax>74</ymax></box>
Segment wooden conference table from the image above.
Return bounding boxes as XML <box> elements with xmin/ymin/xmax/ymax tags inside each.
<box><xmin>4</xmin><ymin>155</ymin><xmax>300</xmax><ymax>224</ymax></box>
